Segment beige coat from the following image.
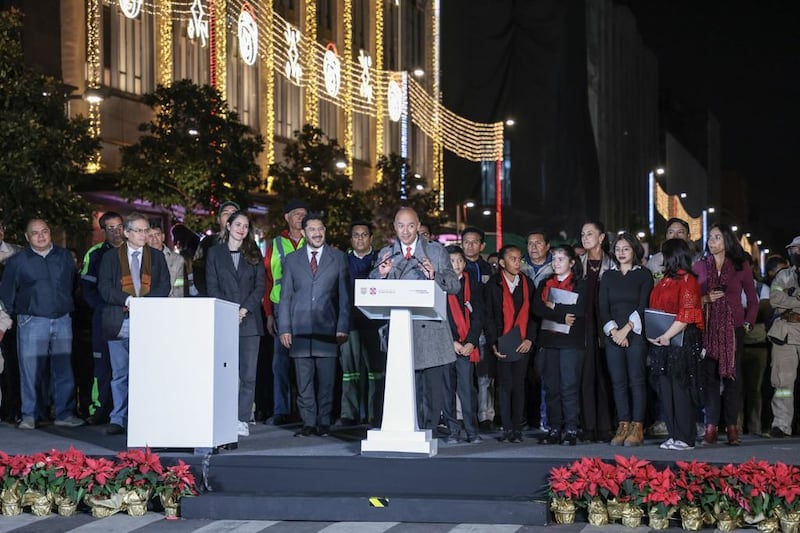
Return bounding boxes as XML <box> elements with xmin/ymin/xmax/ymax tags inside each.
<box><xmin>768</xmin><ymin>267</ymin><xmax>800</xmax><ymax>345</ymax></box>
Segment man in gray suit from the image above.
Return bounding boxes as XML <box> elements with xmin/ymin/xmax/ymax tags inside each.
<box><xmin>278</xmin><ymin>213</ymin><xmax>350</xmax><ymax>437</ymax></box>
<box><xmin>370</xmin><ymin>207</ymin><xmax>460</xmax><ymax>433</ymax></box>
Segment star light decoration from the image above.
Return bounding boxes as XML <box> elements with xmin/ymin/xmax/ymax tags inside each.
<box><xmin>119</xmin><ymin>0</ymin><xmax>142</xmax><ymax>19</ymax></box>
<box><xmin>238</xmin><ymin>3</ymin><xmax>258</xmax><ymax>66</ymax></box>
<box><xmin>323</xmin><ymin>43</ymin><xmax>341</xmax><ymax>97</ymax></box>
<box><xmin>188</xmin><ymin>0</ymin><xmax>209</xmax><ymax>48</ymax></box>
<box><xmin>284</xmin><ymin>25</ymin><xmax>302</xmax><ymax>85</ymax></box>
<box><xmin>358</xmin><ymin>49</ymin><xmax>373</xmax><ymax>103</ymax></box>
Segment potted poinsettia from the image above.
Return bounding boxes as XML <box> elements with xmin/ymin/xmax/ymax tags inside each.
<box><xmin>0</xmin><ymin>452</ymin><xmax>27</xmax><ymax>516</ymax></box>
<box><xmin>548</xmin><ymin>463</ymin><xmax>585</xmax><ymax>524</ymax></box>
<box><xmin>154</xmin><ymin>460</ymin><xmax>198</xmax><ymax>518</ymax></box>
<box><xmin>83</xmin><ymin>456</ymin><xmax>124</xmax><ymax>518</ymax></box>
<box><xmin>738</xmin><ymin>459</ymin><xmax>780</xmax><ymax>530</ymax></box>
<box><xmin>710</xmin><ymin>463</ymin><xmax>745</xmax><ymax>531</ymax></box>
<box><xmin>46</xmin><ymin>447</ymin><xmax>91</xmax><ymax>516</ymax></box>
<box><xmin>675</xmin><ymin>460</ymin><xmax>715</xmax><ymax>531</ymax></box>
<box><xmin>19</xmin><ymin>452</ymin><xmax>54</xmax><ymax>516</ymax></box>
<box><xmin>115</xmin><ymin>448</ymin><xmax>164</xmax><ymax>516</ymax></box>
<box><xmin>571</xmin><ymin>457</ymin><xmax>624</xmax><ymax>526</ymax></box>
<box><xmin>643</xmin><ymin>466</ymin><xmax>679</xmax><ymax>529</ymax></box>
<box><xmin>613</xmin><ymin>456</ymin><xmax>652</xmax><ymax>527</ymax></box>
<box><xmin>773</xmin><ymin>462</ymin><xmax>800</xmax><ymax>533</ymax></box>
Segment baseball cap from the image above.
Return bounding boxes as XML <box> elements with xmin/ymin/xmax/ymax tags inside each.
<box><xmin>218</xmin><ymin>200</ymin><xmax>240</xmax><ymax>215</ymax></box>
<box><xmin>785</xmin><ymin>236</ymin><xmax>800</xmax><ymax>248</ymax></box>
<box><xmin>284</xmin><ymin>199</ymin><xmax>309</xmax><ymax>214</ymax></box>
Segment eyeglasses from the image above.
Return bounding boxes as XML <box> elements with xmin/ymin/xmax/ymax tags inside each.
<box><xmin>351</xmin><ymin>232</ymin><xmax>370</xmax><ymax>239</ymax></box>
<box><xmin>126</xmin><ymin>227</ymin><xmax>150</xmax><ymax>234</ymax></box>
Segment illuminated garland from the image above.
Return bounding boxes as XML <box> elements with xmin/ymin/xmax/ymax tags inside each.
<box><xmin>655</xmin><ymin>181</ymin><xmax>701</xmax><ymax>238</ymax></box>
<box><xmin>374</xmin><ymin>0</ymin><xmax>384</xmax><ymax>181</ymax></box>
<box><xmin>303</xmin><ymin>0</ymin><xmax>318</xmax><ymax>123</ymax></box>
<box><xmin>86</xmin><ymin>0</ymin><xmax>102</xmax><ymax>173</ymax></box>
<box><xmin>213</xmin><ymin>0</ymin><xmax>226</xmax><ymax>96</ymax></box>
<box><xmin>343</xmin><ymin>0</ymin><xmax>353</xmax><ymax>171</ymax></box>
<box><xmin>431</xmin><ymin>0</ymin><xmax>443</xmax><ymax>209</ymax></box>
<box><xmin>157</xmin><ymin>0</ymin><xmax>173</xmax><ymax>85</ymax></box>
<box><xmin>259</xmin><ymin>0</ymin><xmax>275</xmax><ymax>168</ymax></box>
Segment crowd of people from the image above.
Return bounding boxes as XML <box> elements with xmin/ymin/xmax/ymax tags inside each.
<box><xmin>0</xmin><ymin>204</ymin><xmax>799</xmax><ymax>451</ymax></box>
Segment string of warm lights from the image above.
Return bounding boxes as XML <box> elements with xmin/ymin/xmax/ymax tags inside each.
<box><xmin>303</xmin><ymin>0</ymin><xmax>318</xmax><ymax>123</ymax></box>
<box><xmin>213</xmin><ymin>0</ymin><xmax>226</xmax><ymax>96</ymax></box>
<box><xmin>343</xmin><ymin>0</ymin><xmax>354</xmax><ymax>171</ymax></box>
<box><xmin>258</xmin><ymin>1</ymin><xmax>275</xmax><ymax>168</ymax></box>
<box><xmin>157</xmin><ymin>0</ymin><xmax>172</xmax><ymax>86</ymax></box>
<box><xmin>86</xmin><ymin>0</ymin><xmax>102</xmax><ymax>173</ymax></box>
<box><xmin>374</xmin><ymin>0</ymin><xmax>385</xmax><ymax>181</ymax></box>
<box><xmin>430</xmin><ymin>0</ymin><xmax>443</xmax><ymax>208</ymax></box>
<box><xmin>655</xmin><ymin>182</ymin><xmax>702</xmax><ymax>238</ymax></box>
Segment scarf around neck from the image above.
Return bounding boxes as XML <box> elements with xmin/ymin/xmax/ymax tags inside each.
<box><xmin>448</xmin><ymin>272</ymin><xmax>480</xmax><ymax>362</ymax></box>
<box><xmin>119</xmin><ymin>243</ymin><xmax>152</xmax><ymax>297</ymax></box>
<box><xmin>542</xmin><ymin>273</ymin><xmax>574</xmax><ymax>303</ymax></box>
<box><xmin>502</xmin><ymin>272</ymin><xmax>529</xmax><ymax>339</ymax></box>
<box><xmin>703</xmin><ymin>254</ymin><xmax>736</xmax><ymax>378</ymax></box>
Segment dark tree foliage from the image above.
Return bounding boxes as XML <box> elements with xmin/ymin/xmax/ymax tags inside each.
<box><xmin>0</xmin><ymin>8</ymin><xmax>99</xmax><ymax>241</ymax></box>
<box><xmin>119</xmin><ymin>79</ymin><xmax>264</xmax><ymax>230</ymax></box>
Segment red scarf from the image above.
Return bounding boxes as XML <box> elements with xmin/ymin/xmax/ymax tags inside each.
<box><xmin>502</xmin><ymin>273</ymin><xmax>530</xmax><ymax>339</ymax></box>
<box><xmin>541</xmin><ymin>273</ymin><xmax>574</xmax><ymax>303</ymax></box>
<box><xmin>448</xmin><ymin>272</ymin><xmax>480</xmax><ymax>362</ymax></box>
<box><xmin>702</xmin><ymin>255</ymin><xmax>736</xmax><ymax>379</ymax></box>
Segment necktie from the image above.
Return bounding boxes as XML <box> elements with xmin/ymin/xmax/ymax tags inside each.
<box><xmin>310</xmin><ymin>251</ymin><xmax>318</xmax><ymax>275</ymax></box>
<box><xmin>405</xmin><ymin>246</ymin><xmax>412</xmax><ymax>260</ymax></box>
<box><xmin>131</xmin><ymin>250</ymin><xmax>141</xmax><ymax>296</ymax></box>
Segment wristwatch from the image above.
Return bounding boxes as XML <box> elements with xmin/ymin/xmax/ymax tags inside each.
<box><xmin>743</xmin><ymin>322</ymin><xmax>753</xmax><ymax>333</ymax></box>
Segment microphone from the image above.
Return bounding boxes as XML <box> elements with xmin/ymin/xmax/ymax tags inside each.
<box><xmin>377</xmin><ymin>250</ymin><xmax>402</xmax><ymax>267</ymax></box>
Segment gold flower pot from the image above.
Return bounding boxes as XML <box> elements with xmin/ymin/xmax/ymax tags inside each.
<box><xmin>124</xmin><ymin>488</ymin><xmax>152</xmax><ymax>517</ymax></box>
<box><xmin>606</xmin><ymin>497</ymin><xmax>623</xmax><ymax>523</ymax></box>
<box><xmin>587</xmin><ymin>497</ymin><xmax>609</xmax><ymax>526</ymax></box>
<box><xmin>160</xmin><ymin>493</ymin><xmax>180</xmax><ymax>519</ymax></box>
<box><xmin>550</xmin><ymin>497</ymin><xmax>576</xmax><ymax>524</ymax></box>
<box><xmin>716</xmin><ymin>514</ymin><xmax>742</xmax><ymax>532</ymax></box>
<box><xmin>780</xmin><ymin>511</ymin><xmax>800</xmax><ymax>533</ymax></box>
<box><xmin>57</xmin><ymin>500</ymin><xmax>79</xmax><ymax>517</ymax></box>
<box><xmin>0</xmin><ymin>487</ymin><xmax>22</xmax><ymax>516</ymax></box>
<box><xmin>680</xmin><ymin>504</ymin><xmax>703</xmax><ymax>531</ymax></box>
<box><xmin>648</xmin><ymin>508</ymin><xmax>670</xmax><ymax>530</ymax></box>
<box><xmin>621</xmin><ymin>503</ymin><xmax>644</xmax><ymax>528</ymax></box>
<box><xmin>27</xmin><ymin>491</ymin><xmax>53</xmax><ymax>517</ymax></box>
<box><xmin>757</xmin><ymin>516</ymin><xmax>781</xmax><ymax>533</ymax></box>
<box><xmin>86</xmin><ymin>493</ymin><xmax>125</xmax><ymax>518</ymax></box>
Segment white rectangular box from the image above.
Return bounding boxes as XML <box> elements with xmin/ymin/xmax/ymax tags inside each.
<box><xmin>127</xmin><ymin>298</ymin><xmax>239</xmax><ymax>448</ymax></box>
<box><xmin>354</xmin><ymin>279</ymin><xmax>446</xmax><ymax>321</ymax></box>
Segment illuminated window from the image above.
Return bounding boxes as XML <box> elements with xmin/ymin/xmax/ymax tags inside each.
<box><xmin>228</xmin><ymin>28</ymin><xmax>259</xmax><ymax>129</ymax></box>
<box><xmin>173</xmin><ymin>19</ymin><xmax>209</xmax><ymax>84</ymax></box>
<box><xmin>102</xmin><ymin>4</ymin><xmax>154</xmax><ymax>95</ymax></box>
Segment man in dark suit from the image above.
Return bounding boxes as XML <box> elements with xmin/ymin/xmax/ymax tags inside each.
<box><xmin>98</xmin><ymin>212</ymin><xmax>170</xmax><ymax>435</ymax></box>
<box><xmin>278</xmin><ymin>213</ymin><xmax>350</xmax><ymax>437</ymax></box>
<box><xmin>369</xmin><ymin>207</ymin><xmax>460</xmax><ymax>433</ymax></box>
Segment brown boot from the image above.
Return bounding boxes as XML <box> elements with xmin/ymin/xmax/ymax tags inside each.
<box><xmin>726</xmin><ymin>424</ymin><xmax>741</xmax><ymax>446</ymax></box>
<box><xmin>701</xmin><ymin>424</ymin><xmax>718</xmax><ymax>446</ymax></box>
<box><xmin>610</xmin><ymin>421</ymin><xmax>631</xmax><ymax>446</ymax></box>
<box><xmin>624</xmin><ymin>422</ymin><xmax>644</xmax><ymax>447</ymax></box>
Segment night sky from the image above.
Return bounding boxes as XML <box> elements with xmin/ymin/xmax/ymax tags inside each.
<box><xmin>626</xmin><ymin>0</ymin><xmax>800</xmax><ymax>253</ymax></box>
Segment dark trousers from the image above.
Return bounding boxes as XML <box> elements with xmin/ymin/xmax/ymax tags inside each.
<box><xmin>0</xmin><ymin>327</ymin><xmax>21</xmax><ymax>422</ymax></box>
<box><xmin>496</xmin><ymin>355</ymin><xmax>529</xmax><ymax>433</ymax></box>
<box><xmin>703</xmin><ymin>327</ymin><xmax>744</xmax><ymax>427</ymax></box>
<box><xmin>443</xmin><ymin>356</ymin><xmax>479</xmax><ymax>437</ymax></box>
<box><xmin>238</xmin><ymin>335</ymin><xmax>261</xmax><ymax>422</ymax></box>
<box><xmin>659</xmin><ymin>374</ymin><xmax>696</xmax><ymax>444</ymax></box>
<box><xmin>740</xmin><ymin>343</ymin><xmax>768</xmax><ymax>434</ymax></box>
<box><xmin>415</xmin><ymin>364</ymin><xmax>447</xmax><ymax>431</ymax></box>
<box><xmin>254</xmin><ymin>333</ymin><xmax>274</xmax><ymax>421</ymax></box>
<box><xmin>339</xmin><ymin>328</ymin><xmax>385</xmax><ymax>424</ymax></box>
<box><xmin>541</xmin><ymin>347</ymin><xmax>584</xmax><ymax>432</ymax></box>
<box><xmin>71</xmin><ymin>328</ymin><xmax>94</xmax><ymax>418</ymax></box>
<box><xmin>90</xmin><ymin>312</ymin><xmax>112</xmax><ymax>418</ymax></box>
<box><xmin>294</xmin><ymin>356</ymin><xmax>336</xmax><ymax>428</ymax></box>
<box><xmin>605</xmin><ymin>334</ymin><xmax>647</xmax><ymax>423</ymax></box>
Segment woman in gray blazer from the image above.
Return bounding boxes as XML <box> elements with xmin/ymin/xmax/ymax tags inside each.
<box><xmin>206</xmin><ymin>211</ymin><xmax>266</xmax><ymax>437</ymax></box>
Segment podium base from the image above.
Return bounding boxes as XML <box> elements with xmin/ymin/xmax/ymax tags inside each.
<box><xmin>360</xmin><ymin>428</ymin><xmax>438</xmax><ymax>457</ymax></box>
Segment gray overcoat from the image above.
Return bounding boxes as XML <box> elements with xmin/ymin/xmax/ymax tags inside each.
<box><xmin>370</xmin><ymin>238</ymin><xmax>460</xmax><ymax>370</ymax></box>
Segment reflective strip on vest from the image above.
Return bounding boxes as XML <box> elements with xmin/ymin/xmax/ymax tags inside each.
<box><xmin>269</xmin><ymin>235</ymin><xmax>304</xmax><ymax>304</ymax></box>
<box><xmin>775</xmin><ymin>388</ymin><xmax>794</xmax><ymax>398</ymax></box>
<box><xmin>174</xmin><ymin>278</ymin><xmax>185</xmax><ymax>287</ymax></box>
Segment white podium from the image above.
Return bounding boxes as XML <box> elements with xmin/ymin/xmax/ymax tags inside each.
<box><xmin>355</xmin><ymin>279</ymin><xmax>446</xmax><ymax>457</ymax></box>
<box><xmin>127</xmin><ymin>298</ymin><xmax>239</xmax><ymax>450</ymax></box>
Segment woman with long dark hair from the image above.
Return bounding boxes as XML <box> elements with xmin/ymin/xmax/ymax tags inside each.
<box><xmin>693</xmin><ymin>223</ymin><xmax>757</xmax><ymax>446</ymax></box>
<box><xmin>485</xmin><ymin>245</ymin><xmax>536</xmax><ymax>443</ymax></box>
<box><xmin>599</xmin><ymin>232</ymin><xmax>654</xmax><ymax>446</ymax></box>
<box><xmin>533</xmin><ymin>244</ymin><xmax>587</xmax><ymax>445</ymax></box>
<box><xmin>206</xmin><ymin>211</ymin><xmax>266</xmax><ymax>437</ymax></box>
<box><xmin>577</xmin><ymin>221</ymin><xmax>615</xmax><ymax>442</ymax></box>
<box><xmin>648</xmin><ymin>238</ymin><xmax>705</xmax><ymax>450</ymax></box>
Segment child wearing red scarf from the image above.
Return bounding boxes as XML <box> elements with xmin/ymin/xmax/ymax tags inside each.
<box><xmin>532</xmin><ymin>244</ymin><xmax>587</xmax><ymax>446</ymax></box>
<box><xmin>484</xmin><ymin>245</ymin><xmax>536</xmax><ymax>443</ymax></box>
<box><xmin>441</xmin><ymin>246</ymin><xmax>483</xmax><ymax>444</ymax></box>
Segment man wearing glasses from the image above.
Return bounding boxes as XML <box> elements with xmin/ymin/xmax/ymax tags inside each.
<box><xmin>338</xmin><ymin>221</ymin><xmax>382</xmax><ymax>426</ymax></box>
<box><xmin>98</xmin><ymin>212</ymin><xmax>170</xmax><ymax>435</ymax></box>
<box><xmin>80</xmin><ymin>211</ymin><xmax>124</xmax><ymax>425</ymax></box>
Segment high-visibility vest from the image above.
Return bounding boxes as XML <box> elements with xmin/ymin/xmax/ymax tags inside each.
<box><xmin>268</xmin><ymin>235</ymin><xmax>304</xmax><ymax>304</ymax></box>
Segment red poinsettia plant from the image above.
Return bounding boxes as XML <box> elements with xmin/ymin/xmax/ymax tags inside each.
<box><xmin>737</xmin><ymin>458</ymin><xmax>779</xmax><ymax>520</ymax></box>
<box><xmin>548</xmin><ymin>464</ymin><xmax>586</xmax><ymax>501</ymax></box>
<box><xmin>115</xmin><ymin>448</ymin><xmax>165</xmax><ymax>495</ymax></box>
<box><xmin>154</xmin><ymin>460</ymin><xmax>198</xmax><ymax>501</ymax></box>
<box><xmin>710</xmin><ymin>463</ymin><xmax>746</xmax><ymax>519</ymax></box>
<box><xmin>643</xmin><ymin>465</ymin><xmax>680</xmax><ymax>515</ymax></box>
<box><xmin>83</xmin><ymin>456</ymin><xmax>122</xmax><ymax>498</ymax></box>
<box><xmin>18</xmin><ymin>452</ymin><xmax>52</xmax><ymax>494</ymax></box>
<box><xmin>46</xmin><ymin>447</ymin><xmax>92</xmax><ymax>503</ymax></box>
<box><xmin>614</xmin><ymin>455</ymin><xmax>653</xmax><ymax>507</ymax></box>
<box><xmin>569</xmin><ymin>456</ymin><xmax>624</xmax><ymax>508</ymax></box>
<box><xmin>773</xmin><ymin>462</ymin><xmax>800</xmax><ymax>514</ymax></box>
<box><xmin>675</xmin><ymin>460</ymin><xmax>716</xmax><ymax>512</ymax></box>
<box><xmin>0</xmin><ymin>451</ymin><xmax>28</xmax><ymax>492</ymax></box>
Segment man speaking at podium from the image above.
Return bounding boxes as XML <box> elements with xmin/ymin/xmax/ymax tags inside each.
<box><xmin>370</xmin><ymin>207</ymin><xmax>460</xmax><ymax>434</ymax></box>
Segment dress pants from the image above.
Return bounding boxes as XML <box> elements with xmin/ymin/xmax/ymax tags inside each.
<box><xmin>238</xmin><ymin>335</ymin><xmax>261</xmax><ymax>422</ymax></box>
<box><xmin>90</xmin><ymin>310</ymin><xmax>113</xmax><ymax>418</ymax></box>
<box><xmin>294</xmin><ymin>356</ymin><xmax>336</xmax><ymax>428</ymax></box>
<box><xmin>605</xmin><ymin>334</ymin><xmax>647</xmax><ymax>422</ymax></box>
<box><xmin>272</xmin><ymin>303</ymin><xmax>293</xmax><ymax>417</ymax></box>
<box><xmin>703</xmin><ymin>327</ymin><xmax>744</xmax><ymax>427</ymax></box>
<box><xmin>659</xmin><ymin>374</ymin><xmax>696</xmax><ymax>445</ymax></box>
<box><xmin>496</xmin><ymin>354</ymin><xmax>529</xmax><ymax>433</ymax></box>
<box><xmin>541</xmin><ymin>347</ymin><xmax>584</xmax><ymax>432</ymax></box>
<box><xmin>107</xmin><ymin>319</ymin><xmax>130</xmax><ymax>427</ymax></box>
<box><xmin>443</xmin><ymin>356</ymin><xmax>479</xmax><ymax>437</ymax></box>
<box><xmin>415</xmin><ymin>364</ymin><xmax>447</xmax><ymax>431</ymax></box>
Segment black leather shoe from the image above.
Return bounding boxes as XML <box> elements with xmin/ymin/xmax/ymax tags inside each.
<box><xmin>562</xmin><ymin>430</ymin><xmax>578</xmax><ymax>446</ymax></box>
<box><xmin>317</xmin><ymin>425</ymin><xmax>330</xmax><ymax>437</ymax></box>
<box><xmin>770</xmin><ymin>426</ymin><xmax>788</xmax><ymax>438</ymax></box>
<box><xmin>497</xmin><ymin>431</ymin><xmax>512</xmax><ymax>442</ymax></box>
<box><xmin>106</xmin><ymin>423</ymin><xmax>125</xmax><ymax>435</ymax></box>
<box><xmin>337</xmin><ymin>417</ymin><xmax>357</xmax><ymax>427</ymax></box>
<box><xmin>539</xmin><ymin>428</ymin><xmax>561</xmax><ymax>444</ymax></box>
<box><xmin>509</xmin><ymin>431</ymin><xmax>523</xmax><ymax>443</ymax></box>
<box><xmin>87</xmin><ymin>413</ymin><xmax>109</xmax><ymax>426</ymax></box>
<box><xmin>478</xmin><ymin>420</ymin><xmax>493</xmax><ymax>432</ymax></box>
<box><xmin>294</xmin><ymin>426</ymin><xmax>315</xmax><ymax>437</ymax></box>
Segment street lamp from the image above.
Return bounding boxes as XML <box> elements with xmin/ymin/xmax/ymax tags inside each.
<box><xmin>455</xmin><ymin>200</ymin><xmax>475</xmax><ymax>232</ymax></box>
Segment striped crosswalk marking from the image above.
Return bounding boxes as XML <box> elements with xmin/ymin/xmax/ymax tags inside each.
<box><xmin>69</xmin><ymin>513</ymin><xmax>164</xmax><ymax>531</ymax></box>
<box><xmin>449</xmin><ymin>526</ymin><xmax>523</xmax><ymax>533</ymax></box>
<box><xmin>319</xmin><ymin>523</ymin><xmax>400</xmax><ymax>533</ymax></box>
<box><xmin>192</xmin><ymin>520</ymin><xmax>279</xmax><ymax>532</ymax></box>
<box><xmin>0</xmin><ymin>514</ymin><xmax>49</xmax><ymax>533</ymax></box>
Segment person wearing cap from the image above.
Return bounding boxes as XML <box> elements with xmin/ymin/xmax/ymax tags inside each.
<box><xmin>192</xmin><ymin>201</ymin><xmax>241</xmax><ymax>297</ymax></box>
<box><xmin>263</xmin><ymin>199</ymin><xmax>307</xmax><ymax>425</ymax></box>
<box><xmin>766</xmin><ymin>235</ymin><xmax>800</xmax><ymax>438</ymax></box>
<box><xmin>147</xmin><ymin>220</ymin><xmax>187</xmax><ymax>298</ymax></box>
